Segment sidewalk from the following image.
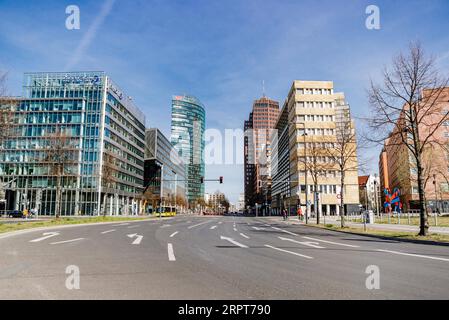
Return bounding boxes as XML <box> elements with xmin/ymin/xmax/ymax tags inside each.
<box><xmin>260</xmin><ymin>216</ymin><xmax>449</xmax><ymax>235</ymax></box>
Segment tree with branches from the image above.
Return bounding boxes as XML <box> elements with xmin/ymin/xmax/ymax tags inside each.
<box><xmin>300</xmin><ymin>135</ymin><xmax>333</xmax><ymax>224</ymax></box>
<box><xmin>368</xmin><ymin>42</ymin><xmax>449</xmax><ymax>236</ymax></box>
<box><xmin>41</xmin><ymin>127</ymin><xmax>78</xmax><ymax>218</ymax></box>
<box><xmin>325</xmin><ymin>98</ymin><xmax>359</xmax><ymax>228</ymax></box>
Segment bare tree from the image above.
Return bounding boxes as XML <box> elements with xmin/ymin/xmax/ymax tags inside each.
<box><xmin>368</xmin><ymin>42</ymin><xmax>449</xmax><ymax>236</ymax></box>
<box><xmin>40</xmin><ymin>127</ymin><xmax>78</xmax><ymax>218</ymax></box>
<box><xmin>101</xmin><ymin>153</ymin><xmax>117</xmax><ymax>216</ymax></box>
<box><xmin>301</xmin><ymin>136</ymin><xmax>333</xmax><ymax>224</ymax></box>
<box><xmin>325</xmin><ymin>99</ymin><xmax>360</xmax><ymax>228</ymax></box>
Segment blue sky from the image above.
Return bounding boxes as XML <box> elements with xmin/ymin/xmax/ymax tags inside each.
<box><xmin>1</xmin><ymin>0</ymin><xmax>449</xmax><ymax>204</ymax></box>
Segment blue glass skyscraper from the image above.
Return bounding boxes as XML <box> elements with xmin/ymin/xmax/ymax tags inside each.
<box><xmin>170</xmin><ymin>95</ymin><xmax>205</xmax><ymax>205</ymax></box>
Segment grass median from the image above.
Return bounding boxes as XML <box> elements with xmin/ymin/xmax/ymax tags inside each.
<box><xmin>314</xmin><ymin>223</ymin><xmax>449</xmax><ymax>243</ymax></box>
<box><xmin>0</xmin><ymin>216</ymin><xmax>150</xmax><ymax>234</ymax></box>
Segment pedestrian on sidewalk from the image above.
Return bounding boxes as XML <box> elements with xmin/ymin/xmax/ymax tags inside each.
<box><xmin>282</xmin><ymin>209</ymin><xmax>287</xmax><ymax>221</ymax></box>
<box><xmin>297</xmin><ymin>207</ymin><xmax>303</xmax><ymax>221</ymax></box>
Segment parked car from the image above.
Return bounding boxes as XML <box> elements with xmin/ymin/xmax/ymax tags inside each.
<box><xmin>8</xmin><ymin>210</ymin><xmax>24</xmax><ymax>218</ymax></box>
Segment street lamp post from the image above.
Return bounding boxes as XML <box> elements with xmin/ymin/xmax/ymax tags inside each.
<box><xmin>159</xmin><ymin>163</ymin><xmax>164</xmax><ymax>219</ymax></box>
<box><xmin>433</xmin><ymin>174</ymin><xmax>438</xmax><ymax>226</ymax></box>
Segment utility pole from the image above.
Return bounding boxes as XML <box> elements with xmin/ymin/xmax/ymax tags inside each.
<box><xmin>159</xmin><ymin>164</ymin><xmax>164</xmax><ymax>219</ymax></box>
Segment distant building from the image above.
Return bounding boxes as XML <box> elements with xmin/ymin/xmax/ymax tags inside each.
<box><xmin>243</xmin><ymin>96</ymin><xmax>280</xmax><ymax>213</ymax></box>
<box><xmin>0</xmin><ymin>72</ymin><xmax>146</xmax><ymax>216</ymax></box>
<box><xmin>358</xmin><ymin>174</ymin><xmax>380</xmax><ymax>212</ymax></box>
<box><xmin>380</xmin><ymin>87</ymin><xmax>449</xmax><ymax>212</ymax></box>
<box><xmin>171</xmin><ymin>95</ymin><xmax>205</xmax><ymax>206</ymax></box>
<box><xmin>144</xmin><ymin>128</ymin><xmax>186</xmax><ymax>212</ymax></box>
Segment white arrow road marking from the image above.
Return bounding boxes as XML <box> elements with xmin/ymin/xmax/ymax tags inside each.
<box><xmin>377</xmin><ymin>249</ymin><xmax>449</xmax><ymax>262</ymax></box>
<box><xmin>220</xmin><ymin>236</ymin><xmax>248</xmax><ymax>248</ymax></box>
<box><xmin>29</xmin><ymin>232</ymin><xmax>60</xmax><ymax>243</ymax></box>
<box><xmin>240</xmin><ymin>233</ymin><xmax>250</xmax><ymax>239</ymax></box>
<box><xmin>302</xmin><ymin>236</ymin><xmax>360</xmax><ymax>248</ymax></box>
<box><xmin>210</xmin><ymin>225</ymin><xmax>217</xmax><ymax>230</ymax></box>
<box><xmin>188</xmin><ymin>220</ymin><xmax>213</xmax><ymax>229</ymax></box>
<box><xmin>50</xmin><ymin>238</ymin><xmax>84</xmax><ymax>245</ymax></box>
<box><xmin>101</xmin><ymin>229</ymin><xmax>116</xmax><ymax>234</ymax></box>
<box><xmin>278</xmin><ymin>236</ymin><xmax>325</xmax><ymax>248</ymax></box>
<box><xmin>264</xmin><ymin>245</ymin><xmax>313</xmax><ymax>259</ymax></box>
<box><xmin>168</xmin><ymin>243</ymin><xmax>176</xmax><ymax>261</ymax></box>
<box><xmin>169</xmin><ymin>231</ymin><xmax>179</xmax><ymax>238</ymax></box>
<box><xmin>127</xmin><ymin>234</ymin><xmax>143</xmax><ymax>245</ymax></box>
<box><xmin>272</xmin><ymin>227</ymin><xmax>297</xmax><ymax>236</ymax></box>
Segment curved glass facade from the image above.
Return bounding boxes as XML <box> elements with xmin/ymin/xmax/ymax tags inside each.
<box><xmin>170</xmin><ymin>95</ymin><xmax>205</xmax><ymax>204</ymax></box>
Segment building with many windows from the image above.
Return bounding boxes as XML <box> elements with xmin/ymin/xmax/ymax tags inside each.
<box><xmin>170</xmin><ymin>95</ymin><xmax>205</xmax><ymax>205</ymax></box>
<box><xmin>143</xmin><ymin>128</ymin><xmax>186</xmax><ymax>213</ymax></box>
<box><xmin>379</xmin><ymin>87</ymin><xmax>449</xmax><ymax>212</ymax></box>
<box><xmin>271</xmin><ymin>80</ymin><xmax>359</xmax><ymax>216</ymax></box>
<box><xmin>0</xmin><ymin>72</ymin><xmax>146</xmax><ymax>216</ymax></box>
<box><xmin>243</xmin><ymin>96</ymin><xmax>279</xmax><ymax>213</ymax></box>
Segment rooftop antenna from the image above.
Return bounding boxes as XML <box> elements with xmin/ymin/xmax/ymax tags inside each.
<box><xmin>262</xmin><ymin>80</ymin><xmax>266</xmax><ymax>98</ymax></box>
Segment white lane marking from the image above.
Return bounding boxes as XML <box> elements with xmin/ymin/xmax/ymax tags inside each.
<box><xmin>170</xmin><ymin>231</ymin><xmax>179</xmax><ymax>238</ymax></box>
<box><xmin>264</xmin><ymin>245</ymin><xmax>313</xmax><ymax>259</ymax></box>
<box><xmin>210</xmin><ymin>225</ymin><xmax>217</xmax><ymax>230</ymax></box>
<box><xmin>188</xmin><ymin>220</ymin><xmax>213</xmax><ymax>229</ymax></box>
<box><xmin>278</xmin><ymin>236</ymin><xmax>325</xmax><ymax>249</ymax></box>
<box><xmin>101</xmin><ymin>229</ymin><xmax>116</xmax><ymax>234</ymax></box>
<box><xmin>127</xmin><ymin>233</ymin><xmax>143</xmax><ymax>245</ymax></box>
<box><xmin>233</xmin><ymin>227</ymin><xmax>237</xmax><ymax>232</ymax></box>
<box><xmin>263</xmin><ymin>224</ymin><xmax>270</xmax><ymax>227</ymax></box>
<box><xmin>168</xmin><ymin>243</ymin><xmax>176</xmax><ymax>261</ymax></box>
<box><xmin>220</xmin><ymin>236</ymin><xmax>248</xmax><ymax>248</ymax></box>
<box><xmin>50</xmin><ymin>238</ymin><xmax>84</xmax><ymax>245</ymax></box>
<box><xmin>113</xmin><ymin>223</ymin><xmax>130</xmax><ymax>226</ymax></box>
<box><xmin>218</xmin><ymin>222</ymin><xmax>223</xmax><ymax>225</ymax></box>
<box><xmin>272</xmin><ymin>227</ymin><xmax>297</xmax><ymax>236</ymax></box>
<box><xmin>160</xmin><ymin>224</ymin><xmax>171</xmax><ymax>228</ymax></box>
<box><xmin>302</xmin><ymin>236</ymin><xmax>360</xmax><ymax>248</ymax></box>
<box><xmin>29</xmin><ymin>232</ymin><xmax>60</xmax><ymax>243</ymax></box>
<box><xmin>252</xmin><ymin>226</ymin><xmax>265</xmax><ymax>231</ymax></box>
<box><xmin>127</xmin><ymin>225</ymin><xmax>140</xmax><ymax>229</ymax></box>
<box><xmin>377</xmin><ymin>249</ymin><xmax>449</xmax><ymax>262</ymax></box>
<box><xmin>240</xmin><ymin>233</ymin><xmax>250</xmax><ymax>239</ymax></box>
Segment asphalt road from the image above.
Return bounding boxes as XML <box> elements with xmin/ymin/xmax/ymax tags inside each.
<box><xmin>0</xmin><ymin>215</ymin><xmax>448</xmax><ymax>299</ymax></box>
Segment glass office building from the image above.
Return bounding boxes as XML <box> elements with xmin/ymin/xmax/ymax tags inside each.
<box><xmin>170</xmin><ymin>95</ymin><xmax>205</xmax><ymax>205</ymax></box>
<box><xmin>144</xmin><ymin>128</ymin><xmax>186</xmax><ymax>211</ymax></box>
<box><xmin>0</xmin><ymin>72</ymin><xmax>145</xmax><ymax>216</ymax></box>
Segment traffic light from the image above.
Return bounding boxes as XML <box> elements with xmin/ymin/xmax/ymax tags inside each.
<box><xmin>200</xmin><ymin>176</ymin><xmax>204</xmax><ymax>184</ymax></box>
<box><xmin>219</xmin><ymin>176</ymin><xmax>223</xmax><ymax>184</ymax></box>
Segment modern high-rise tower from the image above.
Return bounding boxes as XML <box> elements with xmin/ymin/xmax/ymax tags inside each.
<box><xmin>170</xmin><ymin>95</ymin><xmax>205</xmax><ymax>205</ymax></box>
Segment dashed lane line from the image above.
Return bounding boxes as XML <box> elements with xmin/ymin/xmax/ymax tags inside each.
<box><xmin>188</xmin><ymin>220</ymin><xmax>214</xmax><ymax>229</ymax></box>
<box><xmin>50</xmin><ymin>238</ymin><xmax>84</xmax><ymax>245</ymax></box>
<box><xmin>302</xmin><ymin>236</ymin><xmax>360</xmax><ymax>248</ymax></box>
<box><xmin>101</xmin><ymin>229</ymin><xmax>116</xmax><ymax>234</ymax></box>
<box><xmin>264</xmin><ymin>245</ymin><xmax>313</xmax><ymax>259</ymax></box>
<box><xmin>377</xmin><ymin>249</ymin><xmax>449</xmax><ymax>262</ymax></box>
<box><xmin>240</xmin><ymin>233</ymin><xmax>250</xmax><ymax>239</ymax></box>
<box><xmin>170</xmin><ymin>231</ymin><xmax>179</xmax><ymax>238</ymax></box>
<box><xmin>271</xmin><ymin>227</ymin><xmax>297</xmax><ymax>236</ymax></box>
<box><xmin>168</xmin><ymin>243</ymin><xmax>176</xmax><ymax>261</ymax></box>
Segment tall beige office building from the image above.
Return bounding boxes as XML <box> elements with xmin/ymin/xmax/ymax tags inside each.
<box><xmin>272</xmin><ymin>80</ymin><xmax>359</xmax><ymax>216</ymax></box>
